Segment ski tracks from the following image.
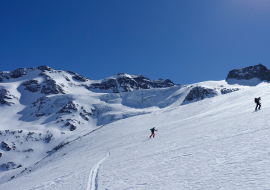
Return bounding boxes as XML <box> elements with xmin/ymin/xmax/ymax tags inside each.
<box><xmin>86</xmin><ymin>151</ymin><xmax>110</xmax><ymax>190</ymax></box>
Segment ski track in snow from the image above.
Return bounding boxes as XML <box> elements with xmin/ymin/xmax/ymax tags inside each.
<box><xmin>86</xmin><ymin>151</ymin><xmax>110</xmax><ymax>190</ymax></box>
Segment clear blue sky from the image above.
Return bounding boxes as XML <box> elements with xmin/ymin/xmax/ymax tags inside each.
<box><xmin>1</xmin><ymin>0</ymin><xmax>270</xmax><ymax>85</ymax></box>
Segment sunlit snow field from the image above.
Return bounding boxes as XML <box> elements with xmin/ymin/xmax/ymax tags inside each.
<box><xmin>1</xmin><ymin>81</ymin><xmax>270</xmax><ymax>189</ymax></box>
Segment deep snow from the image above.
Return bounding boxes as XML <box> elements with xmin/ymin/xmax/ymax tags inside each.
<box><xmin>1</xmin><ymin>77</ymin><xmax>270</xmax><ymax>189</ymax></box>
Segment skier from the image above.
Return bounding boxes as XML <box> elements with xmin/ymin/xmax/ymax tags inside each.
<box><xmin>150</xmin><ymin>127</ymin><xmax>158</xmax><ymax>138</ymax></box>
<box><xmin>255</xmin><ymin>97</ymin><xmax>261</xmax><ymax>111</ymax></box>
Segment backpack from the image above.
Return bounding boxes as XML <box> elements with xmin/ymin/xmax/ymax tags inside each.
<box><xmin>254</xmin><ymin>98</ymin><xmax>258</xmax><ymax>103</ymax></box>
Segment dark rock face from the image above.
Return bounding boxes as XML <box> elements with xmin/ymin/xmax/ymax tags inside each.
<box><xmin>64</xmin><ymin>121</ymin><xmax>77</xmax><ymax>131</ymax></box>
<box><xmin>226</xmin><ymin>64</ymin><xmax>270</xmax><ymax>81</ymax></box>
<box><xmin>78</xmin><ymin>106</ymin><xmax>98</xmax><ymax>121</ymax></box>
<box><xmin>22</xmin><ymin>80</ymin><xmax>41</xmax><ymax>92</ymax></box>
<box><xmin>23</xmin><ymin>149</ymin><xmax>34</xmax><ymax>152</ymax></box>
<box><xmin>37</xmin><ymin>65</ymin><xmax>53</xmax><ymax>72</ymax></box>
<box><xmin>43</xmin><ymin>131</ymin><xmax>53</xmax><ymax>143</ymax></box>
<box><xmin>63</xmin><ymin>75</ymin><xmax>70</xmax><ymax>81</ymax></box>
<box><xmin>0</xmin><ymin>72</ymin><xmax>10</xmax><ymax>82</ymax></box>
<box><xmin>41</xmin><ymin>80</ymin><xmax>65</xmax><ymax>94</ymax></box>
<box><xmin>31</xmin><ymin>97</ymin><xmax>48</xmax><ymax>112</ymax></box>
<box><xmin>29</xmin><ymin>97</ymin><xmax>51</xmax><ymax>117</ymax></box>
<box><xmin>67</xmin><ymin>71</ymin><xmax>76</xmax><ymax>75</ymax></box>
<box><xmin>0</xmin><ymin>88</ymin><xmax>15</xmax><ymax>106</ymax></box>
<box><xmin>1</xmin><ymin>141</ymin><xmax>11</xmax><ymax>151</ymax></box>
<box><xmin>10</xmin><ymin>68</ymin><xmax>26</xmax><ymax>79</ymax></box>
<box><xmin>220</xmin><ymin>88</ymin><xmax>240</xmax><ymax>95</ymax></box>
<box><xmin>57</xmin><ymin>101</ymin><xmax>78</xmax><ymax>114</ymax></box>
<box><xmin>72</xmin><ymin>74</ymin><xmax>88</xmax><ymax>82</ymax></box>
<box><xmin>183</xmin><ymin>86</ymin><xmax>217</xmax><ymax>103</ymax></box>
<box><xmin>89</xmin><ymin>73</ymin><xmax>175</xmax><ymax>93</ymax></box>
<box><xmin>80</xmin><ymin>112</ymin><xmax>90</xmax><ymax>121</ymax></box>
<box><xmin>69</xmin><ymin>124</ymin><xmax>77</xmax><ymax>131</ymax></box>
<box><xmin>153</xmin><ymin>78</ymin><xmax>175</xmax><ymax>88</ymax></box>
<box><xmin>0</xmin><ymin>162</ymin><xmax>16</xmax><ymax>171</ymax></box>
<box><xmin>90</xmin><ymin>79</ymin><xmax>118</xmax><ymax>92</ymax></box>
<box><xmin>38</xmin><ymin>72</ymin><xmax>65</xmax><ymax>94</ymax></box>
<box><xmin>67</xmin><ymin>71</ymin><xmax>89</xmax><ymax>82</ymax></box>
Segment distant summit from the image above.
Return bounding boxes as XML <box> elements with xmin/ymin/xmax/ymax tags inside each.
<box><xmin>226</xmin><ymin>64</ymin><xmax>270</xmax><ymax>81</ymax></box>
<box><xmin>0</xmin><ymin>65</ymin><xmax>53</xmax><ymax>82</ymax></box>
<box><xmin>88</xmin><ymin>72</ymin><xmax>175</xmax><ymax>93</ymax></box>
<box><xmin>0</xmin><ymin>66</ymin><xmax>175</xmax><ymax>93</ymax></box>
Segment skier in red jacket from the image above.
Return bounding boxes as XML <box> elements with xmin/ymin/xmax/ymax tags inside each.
<box><xmin>150</xmin><ymin>127</ymin><xmax>158</xmax><ymax>138</ymax></box>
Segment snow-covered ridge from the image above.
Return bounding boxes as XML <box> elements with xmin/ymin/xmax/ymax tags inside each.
<box><xmin>0</xmin><ymin>64</ymin><xmax>263</xmax><ymax>186</ymax></box>
<box><xmin>0</xmin><ymin>65</ymin><xmax>181</xmax><ymax>175</ymax></box>
<box><xmin>1</xmin><ymin>72</ymin><xmax>270</xmax><ymax>189</ymax></box>
<box><xmin>0</xmin><ymin>66</ymin><xmax>175</xmax><ymax>93</ymax></box>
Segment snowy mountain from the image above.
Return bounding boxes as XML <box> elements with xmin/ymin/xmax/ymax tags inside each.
<box><xmin>0</xmin><ymin>64</ymin><xmax>269</xmax><ymax>189</ymax></box>
<box><xmin>88</xmin><ymin>73</ymin><xmax>175</xmax><ymax>93</ymax></box>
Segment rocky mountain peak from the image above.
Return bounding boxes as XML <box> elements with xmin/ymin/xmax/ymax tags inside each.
<box><xmin>0</xmin><ymin>65</ymin><xmax>55</xmax><ymax>82</ymax></box>
<box><xmin>1</xmin><ymin>65</ymin><xmax>176</xmax><ymax>94</ymax></box>
<box><xmin>226</xmin><ymin>64</ymin><xmax>270</xmax><ymax>81</ymax></box>
<box><xmin>89</xmin><ymin>73</ymin><xmax>175</xmax><ymax>93</ymax></box>
<box><xmin>116</xmin><ymin>72</ymin><xmax>127</xmax><ymax>77</ymax></box>
<box><xmin>37</xmin><ymin>65</ymin><xmax>53</xmax><ymax>72</ymax></box>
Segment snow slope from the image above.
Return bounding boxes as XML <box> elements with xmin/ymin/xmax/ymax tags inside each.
<box><xmin>0</xmin><ymin>66</ymin><xmax>182</xmax><ymax>172</ymax></box>
<box><xmin>0</xmin><ymin>65</ymin><xmax>243</xmax><ymax>172</ymax></box>
<box><xmin>1</xmin><ymin>77</ymin><xmax>270</xmax><ymax>189</ymax></box>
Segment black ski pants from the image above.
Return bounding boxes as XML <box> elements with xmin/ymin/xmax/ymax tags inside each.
<box><xmin>255</xmin><ymin>103</ymin><xmax>261</xmax><ymax>110</ymax></box>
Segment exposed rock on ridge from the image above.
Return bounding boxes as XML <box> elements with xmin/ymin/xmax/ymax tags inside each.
<box><xmin>0</xmin><ymin>66</ymin><xmax>53</xmax><ymax>82</ymax></box>
<box><xmin>41</xmin><ymin>80</ymin><xmax>65</xmax><ymax>94</ymax></box>
<box><xmin>220</xmin><ymin>88</ymin><xmax>240</xmax><ymax>94</ymax></box>
<box><xmin>226</xmin><ymin>64</ymin><xmax>270</xmax><ymax>81</ymax></box>
<box><xmin>67</xmin><ymin>71</ymin><xmax>89</xmax><ymax>82</ymax></box>
<box><xmin>37</xmin><ymin>65</ymin><xmax>53</xmax><ymax>72</ymax></box>
<box><xmin>57</xmin><ymin>101</ymin><xmax>78</xmax><ymax>114</ymax></box>
<box><xmin>89</xmin><ymin>73</ymin><xmax>175</xmax><ymax>93</ymax></box>
<box><xmin>10</xmin><ymin>68</ymin><xmax>27</xmax><ymax>79</ymax></box>
<box><xmin>182</xmin><ymin>86</ymin><xmax>217</xmax><ymax>104</ymax></box>
<box><xmin>0</xmin><ymin>88</ymin><xmax>16</xmax><ymax>106</ymax></box>
<box><xmin>0</xmin><ymin>141</ymin><xmax>11</xmax><ymax>151</ymax></box>
<box><xmin>22</xmin><ymin>80</ymin><xmax>41</xmax><ymax>92</ymax></box>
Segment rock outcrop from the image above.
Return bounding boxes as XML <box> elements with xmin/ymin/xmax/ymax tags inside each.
<box><xmin>10</xmin><ymin>68</ymin><xmax>26</xmax><ymax>79</ymax></box>
<box><xmin>0</xmin><ymin>141</ymin><xmax>11</xmax><ymax>151</ymax></box>
<box><xmin>220</xmin><ymin>88</ymin><xmax>240</xmax><ymax>94</ymax></box>
<box><xmin>0</xmin><ymin>72</ymin><xmax>10</xmax><ymax>82</ymax></box>
<box><xmin>183</xmin><ymin>86</ymin><xmax>217</xmax><ymax>104</ymax></box>
<box><xmin>22</xmin><ymin>80</ymin><xmax>41</xmax><ymax>92</ymax></box>
<box><xmin>89</xmin><ymin>73</ymin><xmax>175</xmax><ymax>93</ymax></box>
<box><xmin>226</xmin><ymin>64</ymin><xmax>270</xmax><ymax>81</ymax></box>
<box><xmin>57</xmin><ymin>101</ymin><xmax>78</xmax><ymax>114</ymax></box>
<box><xmin>0</xmin><ymin>88</ymin><xmax>16</xmax><ymax>106</ymax></box>
<box><xmin>67</xmin><ymin>71</ymin><xmax>89</xmax><ymax>82</ymax></box>
<box><xmin>37</xmin><ymin>65</ymin><xmax>53</xmax><ymax>72</ymax></box>
<box><xmin>41</xmin><ymin>80</ymin><xmax>65</xmax><ymax>94</ymax></box>
<box><xmin>0</xmin><ymin>162</ymin><xmax>16</xmax><ymax>171</ymax></box>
